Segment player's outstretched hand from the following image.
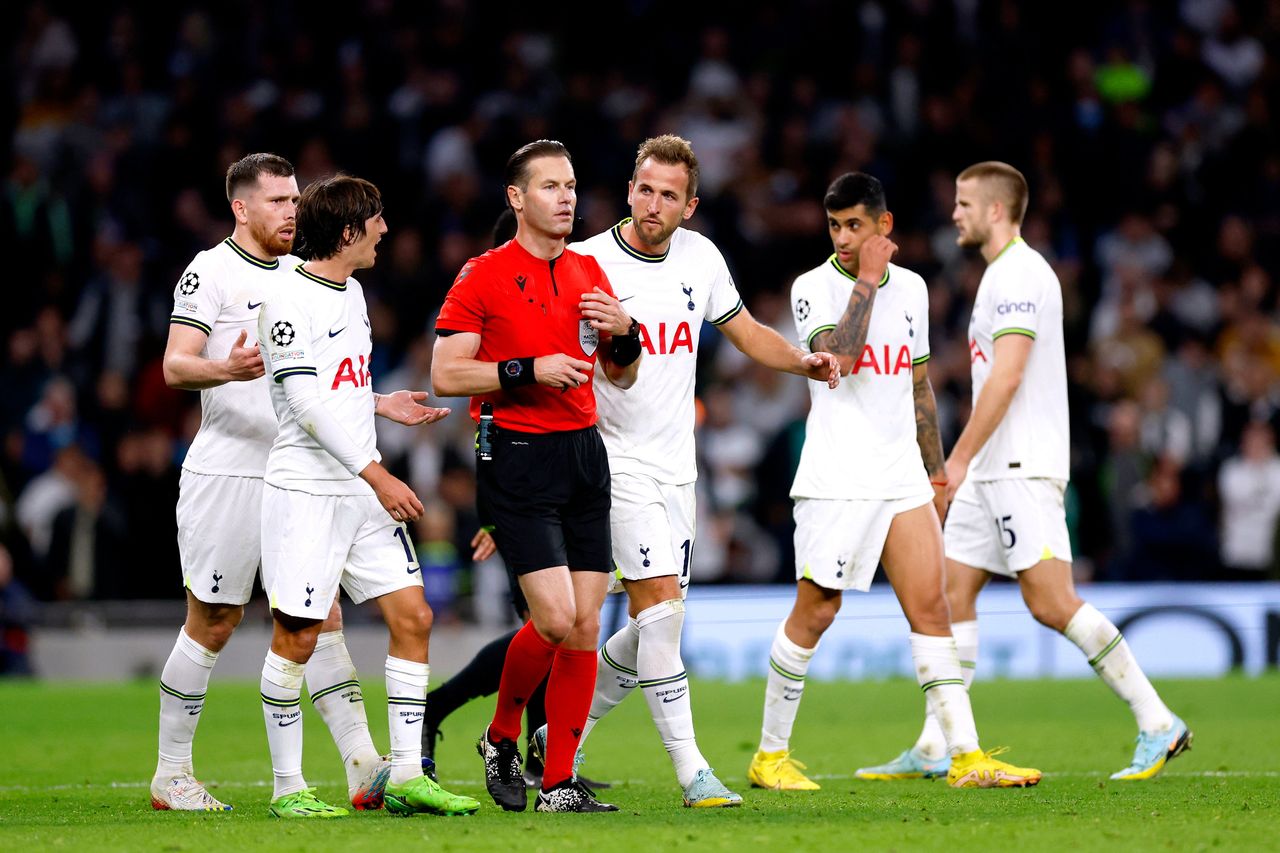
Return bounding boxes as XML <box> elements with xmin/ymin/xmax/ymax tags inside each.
<box><xmin>225</xmin><ymin>330</ymin><xmax>265</xmax><ymax>381</ymax></box>
<box><xmin>534</xmin><ymin>353</ymin><xmax>594</xmax><ymax>389</ymax></box>
<box><xmin>470</xmin><ymin>527</ymin><xmax>497</xmax><ymax>561</ymax></box>
<box><xmin>802</xmin><ymin>351</ymin><xmax>841</xmax><ymax>389</ymax></box>
<box><xmin>857</xmin><ymin>235</ymin><xmax>898</xmax><ymax>285</ymax></box>
<box><xmin>580</xmin><ymin>287</ymin><xmax>633</xmax><ymax>335</ymax></box>
<box><xmin>378</xmin><ymin>390</ymin><xmax>451</xmax><ymax>426</ymax></box>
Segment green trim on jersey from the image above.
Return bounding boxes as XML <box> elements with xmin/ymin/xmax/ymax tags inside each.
<box><xmin>806</xmin><ymin>324</ymin><xmax>837</xmax><ymax>351</ymax></box>
<box><xmin>273</xmin><ymin>366</ymin><xmax>317</xmax><ymax>383</ymax></box>
<box><xmin>993</xmin><ymin>327</ymin><xmax>1036</xmax><ymax>340</ymax></box>
<box><xmin>710</xmin><ymin>299</ymin><xmax>744</xmax><ymax>326</ymax></box>
<box><xmin>911</xmin><ymin>353</ymin><xmax>931</xmax><ymax>365</ymax></box>
<box><xmin>294</xmin><ymin>264</ymin><xmax>348</xmax><ymax>291</ymax></box>
<box><xmin>224</xmin><ymin>237</ymin><xmax>280</xmax><ymax>269</ymax></box>
<box><xmin>610</xmin><ymin>218</ymin><xmax>669</xmax><ymax>263</ymax></box>
<box><xmin>169</xmin><ymin>315</ymin><xmax>212</xmax><ymax>335</ymax></box>
<box><xmin>991</xmin><ymin>235</ymin><xmax>1025</xmax><ymax>264</ymax></box>
<box><xmin>827</xmin><ymin>255</ymin><xmax>890</xmax><ymax>288</ymax></box>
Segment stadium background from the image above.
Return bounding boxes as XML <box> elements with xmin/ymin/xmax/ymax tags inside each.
<box><xmin>3</xmin><ymin>0</ymin><xmax>1280</xmax><ymax>681</ymax></box>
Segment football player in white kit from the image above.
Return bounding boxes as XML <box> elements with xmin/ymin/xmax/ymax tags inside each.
<box><xmin>527</xmin><ymin>135</ymin><xmax>840</xmax><ymax>807</ymax></box>
<box><xmin>748</xmin><ymin>172</ymin><xmax>1042</xmax><ymax>791</ymax></box>
<box><xmin>255</xmin><ymin>174</ymin><xmax>479</xmax><ymax>818</ymax></box>
<box><xmin>857</xmin><ymin>162</ymin><xmax>1191</xmax><ymax>783</ymax></box>
<box><xmin>154</xmin><ymin>154</ymin><xmax>413</xmax><ymax>812</ymax></box>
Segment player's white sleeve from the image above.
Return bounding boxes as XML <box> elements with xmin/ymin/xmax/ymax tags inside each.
<box><xmin>169</xmin><ymin>252</ymin><xmax>221</xmax><ymax>337</ymax></box>
<box><xmin>704</xmin><ymin>247</ymin><xmax>744</xmax><ymax>326</ymax></box>
<box><xmin>790</xmin><ymin>272</ymin><xmax>834</xmax><ymax>353</ymax></box>
<box><xmin>913</xmin><ymin>281</ymin><xmax>931</xmax><ymax>365</ymax></box>
<box><xmin>279</xmin><ymin>373</ymin><xmax>375</xmax><ymax>476</ymax></box>
<box><xmin>987</xmin><ymin>267</ymin><xmax>1041</xmax><ymax>341</ymax></box>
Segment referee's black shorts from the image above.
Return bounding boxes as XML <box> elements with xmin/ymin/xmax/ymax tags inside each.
<box><xmin>477</xmin><ymin>425</ymin><xmax>612</xmax><ymax>576</ymax></box>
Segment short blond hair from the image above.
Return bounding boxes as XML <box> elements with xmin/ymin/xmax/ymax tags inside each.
<box><xmin>634</xmin><ymin>134</ymin><xmax>700</xmax><ymax>199</ymax></box>
<box><xmin>957</xmin><ymin>161</ymin><xmax>1029</xmax><ymax>225</ymax></box>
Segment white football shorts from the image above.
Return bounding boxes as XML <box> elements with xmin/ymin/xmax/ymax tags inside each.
<box><xmin>176</xmin><ymin>470</ymin><xmax>264</xmax><ymax>605</ymax></box>
<box><xmin>793</xmin><ymin>491</ymin><xmax>933</xmax><ymax>591</ymax></box>
<box><xmin>608</xmin><ymin>473</ymin><xmax>695</xmax><ymax>597</ymax></box>
<box><xmin>943</xmin><ymin>477</ymin><xmax>1073</xmax><ymax>576</ymax></box>
<box><xmin>261</xmin><ymin>484</ymin><xmax>423</xmax><ymax>618</ymax></box>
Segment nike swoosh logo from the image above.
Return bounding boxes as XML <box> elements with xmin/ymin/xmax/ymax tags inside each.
<box><xmin>278</xmin><ymin>718</ymin><xmax>300</xmax><ymax>727</ymax></box>
<box><xmin>661</xmin><ymin>694</ymin><xmax>685</xmax><ymax>704</ymax></box>
<box><xmin>328</xmin><ymin>327</ymin><xmax>346</xmax><ymax>337</ymax></box>
<box><xmin>619</xmin><ymin>295</ymin><xmax>636</xmax><ymax>302</ymax></box>
<box><xmin>187</xmin><ymin>709</ymin><xmax>202</xmax><ymax>716</ymax></box>
<box><xmin>247</xmin><ymin>301</ymin><xmax>263</xmax><ymax>309</ymax></box>
<box><xmin>404</xmin><ymin>718</ymin><xmax>422</xmax><ymax>725</ymax></box>
<box><xmin>407</xmin><ymin>566</ymin><xmax>420</xmax><ymax>575</ymax></box>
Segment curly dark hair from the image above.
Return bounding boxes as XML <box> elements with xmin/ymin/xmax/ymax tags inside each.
<box><xmin>294</xmin><ymin>174</ymin><xmax>383</xmax><ymax>260</ymax></box>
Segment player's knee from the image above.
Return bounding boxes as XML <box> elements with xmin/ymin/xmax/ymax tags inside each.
<box><xmin>532</xmin><ymin>609</ymin><xmax>575</xmax><ymax>645</ymax></box>
<box><xmin>387</xmin><ymin>602</ymin><xmax>433</xmax><ymax>644</ymax></box>
<box><xmin>905</xmin><ymin>595</ymin><xmax>952</xmax><ymax>636</ymax></box>
<box><xmin>1026</xmin><ymin>596</ymin><xmax>1078</xmax><ymax>633</ymax></box>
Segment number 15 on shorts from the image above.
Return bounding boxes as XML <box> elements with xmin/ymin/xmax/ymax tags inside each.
<box><xmin>995</xmin><ymin>515</ymin><xmax>1016</xmax><ymax>550</ymax></box>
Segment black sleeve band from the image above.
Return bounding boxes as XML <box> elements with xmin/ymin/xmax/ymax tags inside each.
<box><xmin>498</xmin><ymin>357</ymin><xmax>536</xmax><ymax>389</ymax></box>
<box><xmin>609</xmin><ymin>327</ymin><xmax>643</xmax><ymax>367</ymax></box>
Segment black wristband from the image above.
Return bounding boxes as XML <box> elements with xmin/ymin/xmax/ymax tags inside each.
<box><xmin>498</xmin><ymin>357</ymin><xmax>536</xmax><ymax>389</ymax></box>
<box><xmin>609</xmin><ymin>319</ymin><xmax>642</xmax><ymax>367</ymax></box>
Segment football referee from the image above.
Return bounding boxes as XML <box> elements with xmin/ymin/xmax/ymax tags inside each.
<box><xmin>431</xmin><ymin>139</ymin><xmax>641</xmax><ymax>813</ymax></box>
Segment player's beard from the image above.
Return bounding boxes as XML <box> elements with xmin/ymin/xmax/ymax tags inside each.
<box><xmin>956</xmin><ymin>223</ymin><xmax>987</xmax><ymax>249</ymax></box>
<box><xmin>251</xmin><ymin>219</ymin><xmax>294</xmax><ymax>257</ymax></box>
<box><xmin>635</xmin><ymin>216</ymin><xmax>677</xmax><ymax>250</ymax></box>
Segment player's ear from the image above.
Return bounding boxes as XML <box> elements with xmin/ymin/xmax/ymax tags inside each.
<box><xmin>682</xmin><ymin>195</ymin><xmax>699</xmax><ymax>221</ymax></box>
<box><xmin>878</xmin><ymin>210</ymin><xmax>894</xmax><ymax>236</ymax></box>
<box><xmin>506</xmin><ymin>184</ymin><xmax>522</xmax><ymax>213</ymax></box>
<box><xmin>230</xmin><ymin>198</ymin><xmax>248</xmax><ymax>225</ymax></box>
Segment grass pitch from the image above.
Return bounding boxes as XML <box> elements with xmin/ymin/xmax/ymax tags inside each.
<box><xmin>1</xmin><ymin>674</ymin><xmax>1276</xmax><ymax>851</ymax></box>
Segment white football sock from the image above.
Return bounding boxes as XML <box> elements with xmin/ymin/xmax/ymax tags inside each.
<box><xmin>305</xmin><ymin>631</ymin><xmax>380</xmax><ymax>793</ymax></box>
<box><xmin>1064</xmin><ymin>603</ymin><xmax>1174</xmax><ymax>733</ymax></box>
<box><xmin>910</xmin><ymin>632</ymin><xmax>979</xmax><ymax>756</ymax></box>
<box><xmin>261</xmin><ymin>650</ymin><xmax>307</xmax><ymax>799</ymax></box>
<box><xmin>913</xmin><ymin>619</ymin><xmax>977</xmax><ymax>760</ymax></box>
<box><xmin>758</xmin><ymin>621</ymin><xmax>818</xmax><ymax>753</ymax></box>
<box><xmin>580</xmin><ymin>617</ymin><xmax>640</xmax><ymax>749</ymax></box>
<box><xmin>636</xmin><ymin>600</ymin><xmax>707</xmax><ymax>788</ymax></box>
<box><xmin>156</xmin><ymin>628</ymin><xmax>218</xmax><ymax>777</ymax></box>
<box><xmin>385</xmin><ymin>656</ymin><xmax>429</xmax><ymax>784</ymax></box>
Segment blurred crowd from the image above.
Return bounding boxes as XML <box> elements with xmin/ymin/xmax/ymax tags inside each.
<box><xmin>3</xmin><ymin>0</ymin><xmax>1279</xmax><ymax>633</ymax></box>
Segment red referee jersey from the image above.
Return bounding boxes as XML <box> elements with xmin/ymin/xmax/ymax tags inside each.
<box><xmin>436</xmin><ymin>238</ymin><xmax>617</xmax><ymax>433</ymax></box>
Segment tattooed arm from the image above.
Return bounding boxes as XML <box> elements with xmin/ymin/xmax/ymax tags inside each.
<box><xmin>815</xmin><ymin>234</ymin><xmax>898</xmax><ymax>374</ymax></box>
<box><xmin>913</xmin><ymin>363</ymin><xmax>949</xmax><ymax>522</ymax></box>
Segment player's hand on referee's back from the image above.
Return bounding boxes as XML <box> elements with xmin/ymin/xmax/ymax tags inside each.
<box><xmin>361</xmin><ymin>461</ymin><xmax>425</xmax><ymax>522</ymax></box>
<box><xmin>225</xmin><ymin>329</ymin><xmax>266</xmax><ymax>381</ymax></box>
<box><xmin>535</xmin><ymin>353</ymin><xmax>594</xmax><ymax>389</ymax></box>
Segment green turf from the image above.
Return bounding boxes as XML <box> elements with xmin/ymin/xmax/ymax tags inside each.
<box><xmin>1</xmin><ymin>675</ymin><xmax>1276</xmax><ymax>851</ymax></box>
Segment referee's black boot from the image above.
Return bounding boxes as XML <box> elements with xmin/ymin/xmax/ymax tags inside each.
<box><xmin>477</xmin><ymin>725</ymin><xmax>527</xmax><ymax>811</ymax></box>
<box><xmin>534</xmin><ymin>778</ymin><xmax>619</xmax><ymax>813</ymax></box>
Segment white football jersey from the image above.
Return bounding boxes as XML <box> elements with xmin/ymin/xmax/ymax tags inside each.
<box><xmin>258</xmin><ymin>265</ymin><xmax>380</xmax><ymax>496</ymax></box>
<box><xmin>790</xmin><ymin>258</ymin><xmax>932</xmax><ymax>500</ymax></box>
<box><xmin>572</xmin><ymin>220</ymin><xmax>743</xmax><ymax>485</ymax></box>
<box><xmin>170</xmin><ymin>238</ymin><xmax>299</xmax><ymax>477</ymax></box>
<box><xmin>966</xmin><ymin>238</ymin><xmax>1070</xmax><ymax>481</ymax></box>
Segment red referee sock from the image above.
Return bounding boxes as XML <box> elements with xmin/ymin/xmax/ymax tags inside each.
<box><xmin>541</xmin><ymin>646</ymin><xmax>598</xmax><ymax>789</ymax></box>
<box><xmin>489</xmin><ymin>622</ymin><xmax>556</xmax><ymax>742</ymax></box>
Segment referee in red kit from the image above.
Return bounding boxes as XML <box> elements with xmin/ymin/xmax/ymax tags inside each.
<box><xmin>432</xmin><ymin>139</ymin><xmax>641</xmax><ymax>813</ymax></box>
